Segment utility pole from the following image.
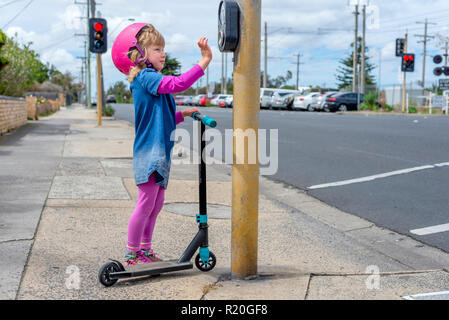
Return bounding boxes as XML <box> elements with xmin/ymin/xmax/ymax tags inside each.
<box><xmin>90</xmin><ymin>0</ymin><xmax>103</xmax><ymax>125</ymax></box>
<box><xmin>402</xmin><ymin>31</ymin><xmax>408</xmax><ymax>113</ymax></box>
<box><xmin>415</xmin><ymin>19</ymin><xmax>436</xmax><ymax>93</ymax></box>
<box><xmin>221</xmin><ymin>53</ymin><xmax>225</xmax><ymax>94</ymax></box>
<box><xmin>232</xmin><ymin>0</ymin><xmax>261</xmax><ymax>279</ymax></box>
<box><xmin>361</xmin><ymin>4</ymin><xmax>366</xmax><ymax>94</ymax></box>
<box><xmin>86</xmin><ymin>0</ymin><xmax>92</xmax><ymax>108</ymax></box>
<box><xmin>264</xmin><ymin>21</ymin><xmax>267</xmax><ymax>88</ymax></box>
<box><xmin>352</xmin><ymin>4</ymin><xmax>359</xmax><ymax>93</ymax></box>
<box><xmin>224</xmin><ymin>53</ymin><xmax>228</xmax><ymax>94</ymax></box>
<box><xmin>295</xmin><ymin>53</ymin><xmax>303</xmax><ymax>90</ymax></box>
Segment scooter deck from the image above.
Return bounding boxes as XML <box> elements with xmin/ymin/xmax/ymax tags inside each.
<box><xmin>110</xmin><ymin>261</ymin><xmax>193</xmax><ymax>280</ymax></box>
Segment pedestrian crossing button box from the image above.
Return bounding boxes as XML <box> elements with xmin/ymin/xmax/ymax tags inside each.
<box><xmin>218</xmin><ymin>0</ymin><xmax>240</xmax><ymax>52</ymax></box>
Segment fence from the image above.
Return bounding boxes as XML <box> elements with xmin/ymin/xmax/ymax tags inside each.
<box><xmin>0</xmin><ymin>92</ymin><xmax>66</xmax><ymax>135</ymax></box>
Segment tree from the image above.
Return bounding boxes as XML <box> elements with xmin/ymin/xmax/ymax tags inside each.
<box><xmin>335</xmin><ymin>36</ymin><xmax>376</xmax><ymax>90</ymax></box>
<box><xmin>260</xmin><ymin>70</ymin><xmax>292</xmax><ymax>88</ymax></box>
<box><xmin>106</xmin><ymin>81</ymin><xmax>132</xmax><ymax>103</ymax></box>
<box><xmin>161</xmin><ymin>54</ymin><xmax>181</xmax><ymax>76</ymax></box>
<box><xmin>0</xmin><ymin>29</ymin><xmax>9</xmax><ymax>72</ymax></box>
<box><xmin>0</xmin><ymin>31</ymin><xmax>50</xmax><ymax>97</ymax></box>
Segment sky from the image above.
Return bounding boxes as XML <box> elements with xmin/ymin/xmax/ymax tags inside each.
<box><xmin>2</xmin><ymin>0</ymin><xmax>449</xmax><ymax>95</ymax></box>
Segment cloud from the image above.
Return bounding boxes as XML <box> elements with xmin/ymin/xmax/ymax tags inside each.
<box><xmin>41</xmin><ymin>48</ymin><xmax>78</xmax><ymax>74</ymax></box>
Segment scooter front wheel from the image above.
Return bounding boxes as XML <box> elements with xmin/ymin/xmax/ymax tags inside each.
<box><xmin>98</xmin><ymin>262</ymin><xmax>121</xmax><ymax>287</ymax></box>
<box><xmin>195</xmin><ymin>251</ymin><xmax>216</xmax><ymax>272</ymax></box>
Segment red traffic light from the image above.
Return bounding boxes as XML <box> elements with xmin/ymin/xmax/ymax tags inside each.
<box><xmin>94</xmin><ymin>23</ymin><xmax>104</xmax><ymax>32</ymax></box>
<box><xmin>403</xmin><ymin>55</ymin><xmax>414</xmax><ymax>61</ymax></box>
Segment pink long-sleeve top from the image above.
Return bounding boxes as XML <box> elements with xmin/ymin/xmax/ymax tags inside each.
<box><xmin>157</xmin><ymin>64</ymin><xmax>205</xmax><ymax>125</ymax></box>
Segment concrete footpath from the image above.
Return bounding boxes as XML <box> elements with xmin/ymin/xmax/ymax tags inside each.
<box><xmin>1</xmin><ymin>104</ymin><xmax>449</xmax><ymax>300</ymax></box>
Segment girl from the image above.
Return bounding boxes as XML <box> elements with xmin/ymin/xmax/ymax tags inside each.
<box><xmin>111</xmin><ymin>23</ymin><xmax>212</xmax><ymax>266</ymax></box>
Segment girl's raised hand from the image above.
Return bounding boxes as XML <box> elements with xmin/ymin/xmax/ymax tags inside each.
<box><xmin>197</xmin><ymin>37</ymin><xmax>212</xmax><ymax>71</ymax></box>
<box><xmin>198</xmin><ymin>37</ymin><xmax>212</xmax><ymax>62</ymax></box>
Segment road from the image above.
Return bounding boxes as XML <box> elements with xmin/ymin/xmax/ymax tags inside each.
<box><xmin>113</xmin><ymin>103</ymin><xmax>449</xmax><ymax>253</ymax></box>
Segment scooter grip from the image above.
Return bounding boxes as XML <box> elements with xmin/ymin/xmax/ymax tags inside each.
<box><xmin>191</xmin><ymin>112</ymin><xmax>217</xmax><ymax>128</ymax></box>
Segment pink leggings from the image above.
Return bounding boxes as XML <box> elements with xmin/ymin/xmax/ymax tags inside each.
<box><xmin>127</xmin><ymin>173</ymin><xmax>165</xmax><ymax>251</ymax></box>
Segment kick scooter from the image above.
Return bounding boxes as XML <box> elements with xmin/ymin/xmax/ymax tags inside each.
<box><xmin>98</xmin><ymin>112</ymin><xmax>218</xmax><ymax>287</ymax></box>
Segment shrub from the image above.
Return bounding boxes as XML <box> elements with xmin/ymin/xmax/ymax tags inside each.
<box><xmin>359</xmin><ymin>103</ymin><xmax>369</xmax><ymax>110</ymax></box>
<box><xmin>383</xmin><ymin>104</ymin><xmax>394</xmax><ymax>112</ymax></box>
<box><xmin>103</xmin><ymin>105</ymin><xmax>115</xmax><ymax>117</ymax></box>
<box><xmin>408</xmin><ymin>107</ymin><xmax>417</xmax><ymax>114</ymax></box>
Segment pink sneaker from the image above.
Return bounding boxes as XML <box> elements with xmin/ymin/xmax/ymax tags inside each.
<box><xmin>136</xmin><ymin>250</ymin><xmax>154</xmax><ymax>264</ymax></box>
<box><xmin>123</xmin><ymin>250</ymin><xmax>142</xmax><ymax>266</ymax></box>
<box><xmin>141</xmin><ymin>249</ymin><xmax>163</xmax><ymax>262</ymax></box>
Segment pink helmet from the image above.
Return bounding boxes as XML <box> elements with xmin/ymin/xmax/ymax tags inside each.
<box><xmin>111</xmin><ymin>23</ymin><xmax>153</xmax><ymax>75</ymax></box>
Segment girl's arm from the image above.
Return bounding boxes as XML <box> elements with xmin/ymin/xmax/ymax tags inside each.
<box><xmin>175</xmin><ymin>111</ymin><xmax>184</xmax><ymax>125</ymax></box>
<box><xmin>157</xmin><ymin>64</ymin><xmax>204</xmax><ymax>94</ymax></box>
<box><xmin>158</xmin><ymin>37</ymin><xmax>212</xmax><ymax>94</ymax></box>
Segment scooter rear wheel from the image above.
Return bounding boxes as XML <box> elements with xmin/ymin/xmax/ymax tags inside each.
<box><xmin>195</xmin><ymin>251</ymin><xmax>216</xmax><ymax>272</ymax></box>
<box><xmin>99</xmin><ymin>262</ymin><xmax>121</xmax><ymax>287</ymax></box>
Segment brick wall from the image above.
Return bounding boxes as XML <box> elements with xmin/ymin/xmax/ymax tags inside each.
<box><xmin>0</xmin><ymin>95</ymin><xmax>27</xmax><ymax>135</ymax></box>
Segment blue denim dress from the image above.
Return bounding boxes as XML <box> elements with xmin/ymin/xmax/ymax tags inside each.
<box><xmin>130</xmin><ymin>68</ymin><xmax>177</xmax><ymax>188</ymax></box>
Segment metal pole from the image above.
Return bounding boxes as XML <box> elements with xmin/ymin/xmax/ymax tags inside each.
<box><xmin>222</xmin><ymin>53</ymin><xmax>225</xmax><ymax>94</ymax></box>
<box><xmin>232</xmin><ymin>0</ymin><xmax>261</xmax><ymax>279</ymax></box>
<box><xmin>353</xmin><ymin>4</ymin><xmax>359</xmax><ymax>92</ymax></box>
<box><xmin>225</xmin><ymin>53</ymin><xmax>228</xmax><ymax>94</ymax></box>
<box><xmin>422</xmin><ymin>19</ymin><xmax>428</xmax><ymax>94</ymax></box>
<box><xmin>402</xmin><ymin>32</ymin><xmax>408</xmax><ymax>113</ymax></box>
<box><xmin>296</xmin><ymin>53</ymin><xmax>300</xmax><ymax>90</ymax></box>
<box><xmin>361</xmin><ymin>5</ymin><xmax>366</xmax><ymax>94</ymax></box>
<box><xmin>86</xmin><ymin>0</ymin><xmax>92</xmax><ymax>108</ymax></box>
<box><xmin>264</xmin><ymin>21</ymin><xmax>267</xmax><ymax>88</ymax></box>
<box><xmin>96</xmin><ymin>54</ymin><xmax>103</xmax><ymax>125</ymax></box>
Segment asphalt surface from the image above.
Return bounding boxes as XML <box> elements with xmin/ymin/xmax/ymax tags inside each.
<box><xmin>112</xmin><ymin>103</ymin><xmax>449</xmax><ymax>253</ymax></box>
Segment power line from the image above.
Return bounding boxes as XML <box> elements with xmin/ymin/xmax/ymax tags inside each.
<box><xmin>2</xmin><ymin>0</ymin><xmax>34</xmax><ymax>29</ymax></box>
<box><xmin>0</xmin><ymin>0</ymin><xmax>26</xmax><ymax>9</ymax></box>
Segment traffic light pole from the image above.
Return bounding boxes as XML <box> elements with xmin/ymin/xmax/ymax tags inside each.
<box><xmin>86</xmin><ymin>0</ymin><xmax>92</xmax><ymax>108</ymax></box>
<box><xmin>96</xmin><ymin>54</ymin><xmax>103</xmax><ymax>126</ymax></box>
<box><xmin>402</xmin><ymin>32</ymin><xmax>408</xmax><ymax>113</ymax></box>
<box><xmin>232</xmin><ymin>0</ymin><xmax>261</xmax><ymax>279</ymax></box>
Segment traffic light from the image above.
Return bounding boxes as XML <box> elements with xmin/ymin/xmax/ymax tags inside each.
<box><xmin>89</xmin><ymin>18</ymin><xmax>107</xmax><ymax>54</ymax></box>
<box><xmin>433</xmin><ymin>55</ymin><xmax>443</xmax><ymax>64</ymax></box>
<box><xmin>434</xmin><ymin>67</ymin><xmax>443</xmax><ymax>76</ymax></box>
<box><xmin>396</xmin><ymin>39</ymin><xmax>405</xmax><ymax>57</ymax></box>
<box><xmin>401</xmin><ymin>53</ymin><xmax>415</xmax><ymax>72</ymax></box>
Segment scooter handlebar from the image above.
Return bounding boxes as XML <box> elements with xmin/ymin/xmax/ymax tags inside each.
<box><xmin>191</xmin><ymin>112</ymin><xmax>217</xmax><ymax>128</ymax></box>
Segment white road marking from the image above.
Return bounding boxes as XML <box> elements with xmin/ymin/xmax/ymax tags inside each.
<box><xmin>403</xmin><ymin>291</ymin><xmax>449</xmax><ymax>300</ymax></box>
<box><xmin>308</xmin><ymin>165</ymin><xmax>435</xmax><ymax>190</ymax></box>
<box><xmin>410</xmin><ymin>223</ymin><xmax>449</xmax><ymax>236</ymax></box>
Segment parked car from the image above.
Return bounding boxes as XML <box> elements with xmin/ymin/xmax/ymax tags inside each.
<box><xmin>199</xmin><ymin>95</ymin><xmax>216</xmax><ymax>106</ymax></box>
<box><xmin>292</xmin><ymin>92</ymin><xmax>321</xmax><ymax>111</ymax></box>
<box><xmin>182</xmin><ymin>96</ymin><xmax>193</xmax><ymax>106</ymax></box>
<box><xmin>271</xmin><ymin>92</ymin><xmax>296</xmax><ymax>110</ymax></box>
<box><xmin>192</xmin><ymin>94</ymin><xmax>205</xmax><ymax>106</ymax></box>
<box><xmin>106</xmin><ymin>95</ymin><xmax>117</xmax><ymax>103</ymax></box>
<box><xmin>260</xmin><ymin>88</ymin><xmax>301</xmax><ymax>109</ymax></box>
<box><xmin>211</xmin><ymin>94</ymin><xmax>232</xmax><ymax>106</ymax></box>
<box><xmin>323</xmin><ymin>92</ymin><xmax>365</xmax><ymax>112</ymax></box>
<box><xmin>311</xmin><ymin>92</ymin><xmax>338</xmax><ymax>111</ymax></box>
<box><xmin>224</xmin><ymin>95</ymin><xmax>233</xmax><ymax>108</ymax></box>
<box><xmin>174</xmin><ymin>95</ymin><xmax>186</xmax><ymax>105</ymax></box>
<box><xmin>91</xmin><ymin>97</ymin><xmax>97</xmax><ymax>106</ymax></box>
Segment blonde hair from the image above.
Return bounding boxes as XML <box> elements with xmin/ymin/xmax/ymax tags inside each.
<box><xmin>127</xmin><ymin>24</ymin><xmax>165</xmax><ymax>83</ymax></box>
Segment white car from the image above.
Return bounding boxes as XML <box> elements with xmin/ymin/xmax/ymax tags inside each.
<box><xmin>192</xmin><ymin>94</ymin><xmax>205</xmax><ymax>106</ymax></box>
<box><xmin>293</xmin><ymin>93</ymin><xmax>321</xmax><ymax>111</ymax></box>
<box><xmin>211</xmin><ymin>94</ymin><xmax>232</xmax><ymax>106</ymax></box>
